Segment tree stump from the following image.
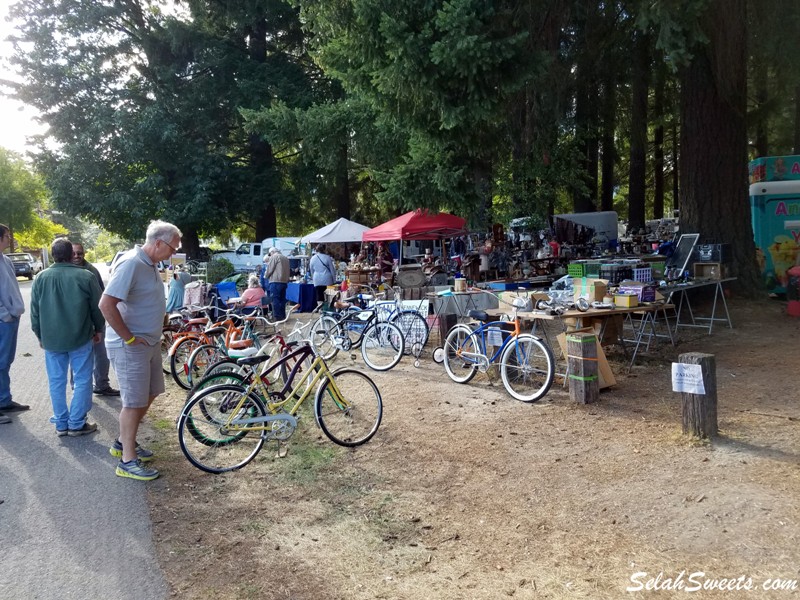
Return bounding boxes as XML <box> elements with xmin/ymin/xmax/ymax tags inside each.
<box><xmin>567</xmin><ymin>332</ymin><xmax>599</xmax><ymax>404</ymax></box>
<box><xmin>680</xmin><ymin>352</ymin><xmax>718</xmax><ymax>438</ymax></box>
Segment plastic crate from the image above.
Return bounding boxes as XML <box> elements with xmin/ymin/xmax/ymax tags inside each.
<box><xmin>632</xmin><ymin>267</ymin><xmax>652</xmax><ymax>282</ymax></box>
<box><xmin>649</xmin><ymin>262</ymin><xmax>665</xmax><ymax>279</ymax></box>
<box><xmin>600</xmin><ymin>265</ymin><xmax>633</xmax><ymax>284</ymax></box>
<box><xmin>585</xmin><ymin>261</ymin><xmax>601</xmax><ymax>277</ymax></box>
<box><xmin>567</xmin><ymin>262</ymin><xmax>587</xmax><ymax>278</ymax></box>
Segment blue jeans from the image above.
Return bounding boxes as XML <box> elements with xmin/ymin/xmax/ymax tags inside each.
<box><xmin>269</xmin><ymin>282</ymin><xmax>288</xmax><ymax>321</ymax></box>
<box><xmin>0</xmin><ymin>318</ymin><xmax>20</xmax><ymax>408</ymax></box>
<box><xmin>92</xmin><ymin>328</ymin><xmax>111</xmax><ymax>389</ymax></box>
<box><xmin>45</xmin><ymin>339</ymin><xmax>94</xmax><ymax>431</ymax></box>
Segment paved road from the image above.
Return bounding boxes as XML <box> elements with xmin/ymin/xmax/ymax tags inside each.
<box><xmin>0</xmin><ymin>278</ymin><xmax>167</xmax><ymax>600</ymax></box>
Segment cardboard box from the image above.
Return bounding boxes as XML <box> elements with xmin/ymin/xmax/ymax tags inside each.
<box><xmin>614</xmin><ymin>293</ymin><xmax>638</xmax><ymax>308</ymax></box>
<box><xmin>618</xmin><ymin>281</ymin><xmax>657</xmax><ymax>302</ymax></box>
<box><xmin>573</xmin><ymin>278</ymin><xmax>608</xmax><ymax>302</ymax></box>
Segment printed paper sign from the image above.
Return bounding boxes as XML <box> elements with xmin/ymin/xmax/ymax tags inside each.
<box><xmin>672</xmin><ymin>363</ymin><xmax>705</xmax><ymax>394</ymax></box>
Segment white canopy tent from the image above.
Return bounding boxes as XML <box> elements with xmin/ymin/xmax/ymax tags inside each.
<box><xmin>302</xmin><ymin>217</ymin><xmax>371</xmax><ymax>244</ymax></box>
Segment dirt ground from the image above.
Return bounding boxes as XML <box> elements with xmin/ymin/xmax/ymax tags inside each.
<box><xmin>145</xmin><ymin>294</ymin><xmax>800</xmax><ymax>599</ymax></box>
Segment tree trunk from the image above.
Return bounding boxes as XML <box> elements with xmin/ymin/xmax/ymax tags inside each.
<box><xmin>600</xmin><ymin>77</ymin><xmax>616</xmax><ymax>213</ymax></box>
<box><xmin>572</xmin><ymin>4</ymin><xmax>598</xmax><ymax>213</ymax></box>
<box><xmin>679</xmin><ymin>0</ymin><xmax>760</xmax><ymax>295</ymax></box>
<box><xmin>754</xmin><ymin>67</ymin><xmax>769</xmax><ymax>157</ymax></box>
<box><xmin>653</xmin><ymin>62</ymin><xmax>665</xmax><ymax>219</ymax></box>
<box><xmin>333</xmin><ymin>143</ymin><xmax>350</xmax><ymax>219</ymax></box>
<box><xmin>180</xmin><ymin>228</ymin><xmax>200</xmax><ymax>261</ymax></box>
<box><xmin>795</xmin><ymin>84</ymin><xmax>800</xmax><ymax>154</ymax></box>
<box><xmin>248</xmin><ymin>19</ymin><xmax>278</xmax><ymax>240</ymax></box>
<box><xmin>672</xmin><ymin>118</ymin><xmax>680</xmax><ymax>214</ymax></box>
<box><xmin>628</xmin><ymin>31</ymin><xmax>649</xmax><ymax>231</ymax></box>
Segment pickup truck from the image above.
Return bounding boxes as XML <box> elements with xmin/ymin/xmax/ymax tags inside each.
<box><xmin>8</xmin><ymin>252</ymin><xmax>43</xmax><ymax>280</ymax></box>
<box><xmin>212</xmin><ymin>242</ymin><xmax>268</xmax><ymax>272</ymax></box>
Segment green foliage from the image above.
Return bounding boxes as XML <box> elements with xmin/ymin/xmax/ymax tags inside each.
<box><xmin>13</xmin><ymin>214</ymin><xmax>68</xmax><ymax>249</ymax></box>
<box><xmin>206</xmin><ymin>257</ymin><xmax>235</xmax><ymax>284</ymax></box>
<box><xmin>0</xmin><ymin>148</ymin><xmax>37</xmax><ymax>234</ymax></box>
<box><xmin>0</xmin><ymin>147</ymin><xmax>67</xmax><ymax>249</ymax></box>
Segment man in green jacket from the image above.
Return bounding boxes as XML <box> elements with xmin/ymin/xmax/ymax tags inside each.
<box><xmin>31</xmin><ymin>238</ymin><xmax>105</xmax><ymax>436</ymax></box>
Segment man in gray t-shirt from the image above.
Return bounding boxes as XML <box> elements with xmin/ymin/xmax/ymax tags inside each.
<box><xmin>100</xmin><ymin>220</ymin><xmax>181</xmax><ymax>481</ymax></box>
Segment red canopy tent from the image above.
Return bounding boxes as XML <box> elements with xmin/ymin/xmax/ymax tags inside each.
<box><xmin>362</xmin><ymin>209</ymin><xmax>467</xmax><ymax>241</ymax></box>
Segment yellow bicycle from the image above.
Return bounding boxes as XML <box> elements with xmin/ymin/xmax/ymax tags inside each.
<box><xmin>177</xmin><ymin>343</ymin><xmax>383</xmax><ymax>473</ymax></box>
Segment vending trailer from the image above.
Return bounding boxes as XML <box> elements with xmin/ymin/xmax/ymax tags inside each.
<box><xmin>748</xmin><ymin>155</ymin><xmax>800</xmax><ymax>293</ymax></box>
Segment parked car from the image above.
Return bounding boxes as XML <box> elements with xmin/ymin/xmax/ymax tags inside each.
<box><xmin>8</xmin><ymin>252</ymin><xmax>43</xmax><ymax>280</ymax></box>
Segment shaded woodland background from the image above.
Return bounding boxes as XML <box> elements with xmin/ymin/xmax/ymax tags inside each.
<box><xmin>3</xmin><ymin>0</ymin><xmax>800</xmax><ymax>291</ymax></box>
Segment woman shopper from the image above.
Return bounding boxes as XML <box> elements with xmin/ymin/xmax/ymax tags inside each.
<box><xmin>239</xmin><ymin>275</ymin><xmax>267</xmax><ymax>311</ymax></box>
<box><xmin>308</xmin><ymin>244</ymin><xmax>337</xmax><ymax>304</ymax></box>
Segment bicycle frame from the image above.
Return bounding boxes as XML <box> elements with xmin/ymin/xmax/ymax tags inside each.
<box><xmin>217</xmin><ymin>345</ymin><xmax>350</xmax><ymax>432</ymax></box>
<box><xmin>456</xmin><ymin>317</ymin><xmax>522</xmax><ymax>370</ymax></box>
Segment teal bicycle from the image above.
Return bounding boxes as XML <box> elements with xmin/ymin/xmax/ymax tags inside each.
<box><xmin>442</xmin><ymin>293</ymin><xmax>555</xmax><ymax>402</ymax></box>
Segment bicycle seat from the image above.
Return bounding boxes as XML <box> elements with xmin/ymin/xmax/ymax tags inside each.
<box><xmin>228</xmin><ymin>339</ymin><xmax>253</xmax><ymax>350</ymax></box>
<box><xmin>236</xmin><ymin>353</ymin><xmax>272</xmax><ymax>367</ymax></box>
<box><xmin>186</xmin><ymin>317</ymin><xmax>209</xmax><ymax>326</ymax></box>
<box><xmin>204</xmin><ymin>326</ymin><xmax>227</xmax><ymax>336</ymax></box>
<box><xmin>468</xmin><ymin>310</ymin><xmax>490</xmax><ymax>321</ymax></box>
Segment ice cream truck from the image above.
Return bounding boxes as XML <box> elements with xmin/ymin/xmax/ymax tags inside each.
<box><xmin>748</xmin><ymin>155</ymin><xmax>800</xmax><ymax>293</ymax></box>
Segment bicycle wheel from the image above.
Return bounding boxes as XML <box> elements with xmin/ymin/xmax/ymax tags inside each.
<box><xmin>361</xmin><ymin>321</ymin><xmax>404</xmax><ymax>371</ymax></box>
<box><xmin>315</xmin><ymin>368</ymin><xmax>382</xmax><ymax>447</ymax></box>
<box><xmin>499</xmin><ymin>334</ymin><xmax>555</xmax><ymax>403</ymax></box>
<box><xmin>390</xmin><ymin>311</ymin><xmax>429</xmax><ymax>357</ymax></box>
<box><xmin>310</xmin><ymin>315</ymin><xmax>340</xmax><ymax>361</ymax></box>
<box><xmin>178</xmin><ymin>385</ymin><xmax>267</xmax><ymax>473</ymax></box>
<box><xmin>443</xmin><ymin>325</ymin><xmax>479</xmax><ymax>384</ymax></box>
<box><xmin>170</xmin><ymin>336</ymin><xmax>203</xmax><ymax>389</ymax></box>
<box><xmin>186</xmin><ymin>343</ymin><xmax>226</xmax><ymax>388</ymax></box>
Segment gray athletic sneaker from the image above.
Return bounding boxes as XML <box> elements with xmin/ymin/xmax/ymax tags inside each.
<box><xmin>115</xmin><ymin>459</ymin><xmax>159</xmax><ymax>481</ymax></box>
<box><xmin>67</xmin><ymin>422</ymin><xmax>98</xmax><ymax>437</ymax></box>
<box><xmin>109</xmin><ymin>439</ymin><xmax>154</xmax><ymax>462</ymax></box>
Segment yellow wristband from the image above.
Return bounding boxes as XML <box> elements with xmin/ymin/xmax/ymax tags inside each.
<box><xmin>125</xmin><ymin>336</ymin><xmax>136</xmax><ymax>345</ymax></box>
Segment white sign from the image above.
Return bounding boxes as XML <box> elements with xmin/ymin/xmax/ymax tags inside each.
<box><xmin>672</xmin><ymin>363</ymin><xmax>705</xmax><ymax>394</ymax></box>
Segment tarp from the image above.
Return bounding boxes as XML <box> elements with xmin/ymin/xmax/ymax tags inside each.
<box><xmin>551</xmin><ymin>211</ymin><xmax>619</xmax><ymax>242</ymax></box>
<box><xmin>302</xmin><ymin>217</ymin><xmax>372</xmax><ymax>244</ymax></box>
<box><xmin>362</xmin><ymin>209</ymin><xmax>467</xmax><ymax>241</ymax></box>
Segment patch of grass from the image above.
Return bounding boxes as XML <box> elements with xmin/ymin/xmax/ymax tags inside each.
<box><xmin>153</xmin><ymin>417</ymin><xmax>174</xmax><ymax>431</ymax></box>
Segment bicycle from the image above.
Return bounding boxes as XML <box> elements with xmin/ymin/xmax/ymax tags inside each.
<box><xmin>442</xmin><ymin>291</ymin><xmax>555</xmax><ymax>402</ymax></box>
<box><xmin>169</xmin><ymin>310</ymin><xmax>266</xmax><ymax>389</ymax></box>
<box><xmin>310</xmin><ymin>289</ymin><xmax>405</xmax><ymax>371</ymax></box>
<box><xmin>177</xmin><ymin>343</ymin><xmax>383</xmax><ymax>473</ymax></box>
<box><xmin>185</xmin><ymin>306</ymin><xmax>306</xmax><ymax>390</ymax></box>
<box><xmin>374</xmin><ymin>287</ymin><xmax>430</xmax><ymax>367</ymax></box>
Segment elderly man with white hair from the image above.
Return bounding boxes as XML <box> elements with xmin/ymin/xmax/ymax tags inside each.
<box><xmin>263</xmin><ymin>246</ymin><xmax>290</xmax><ymax>320</ymax></box>
<box><xmin>100</xmin><ymin>220</ymin><xmax>182</xmax><ymax>481</ymax></box>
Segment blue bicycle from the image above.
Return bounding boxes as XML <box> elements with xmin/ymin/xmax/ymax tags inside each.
<box><xmin>442</xmin><ymin>294</ymin><xmax>555</xmax><ymax>402</ymax></box>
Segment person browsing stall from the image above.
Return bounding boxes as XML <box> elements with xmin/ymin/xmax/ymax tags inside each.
<box><xmin>99</xmin><ymin>220</ymin><xmax>182</xmax><ymax>481</ymax></box>
<box><xmin>0</xmin><ymin>224</ymin><xmax>28</xmax><ymax>424</ymax></box>
<box><xmin>263</xmin><ymin>247</ymin><xmax>290</xmax><ymax>321</ymax></box>
<box><xmin>309</xmin><ymin>244</ymin><xmax>337</xmax><ymax>304</ymax></box>
<box><xmin>31</xmin><ymin>238</ymin><xmax>105</xmax><ymax>436</ymax></box>
<box><xmin>72</xmin><ymin>242</ymin><xmax>119</xmax><ymax>397</ymax></box>
<box><xmin>239</xmin><ymin>276</ymin><xmax>267</xmax><ymax>311</ymax></box>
